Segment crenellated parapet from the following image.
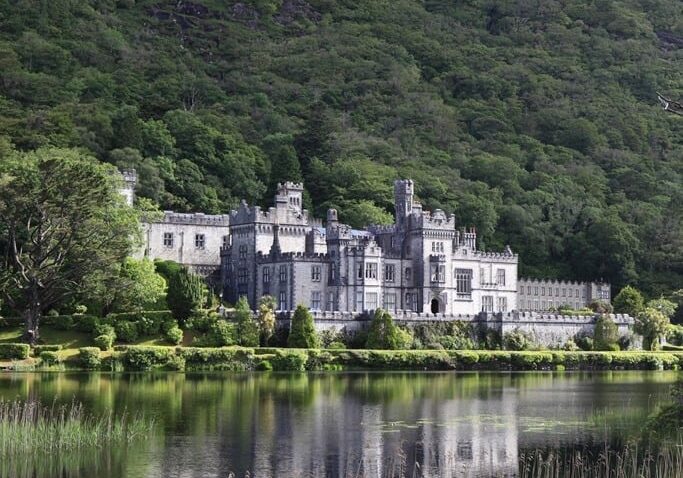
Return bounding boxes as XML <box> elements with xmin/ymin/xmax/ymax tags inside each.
<box><xmin>154</xmin><ymin>211</ymin><xmax>230</xmax><ymax>226</ymax></box>
<box><xmin>255</xmin><ymin>250</ymin><xmax>330</xmax><ymax>262</ymax></box>
<box><xmin>472</xmin><ymin>250</ymin><xmax>517</xmax><ymax>261</ymax></box>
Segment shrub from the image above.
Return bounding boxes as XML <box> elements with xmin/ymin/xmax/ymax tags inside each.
<box><xmin>666</xmin><ymin>324</ymin><xmax>683</xmax><ymax>346</ymax></box>
<box><xmin>39</xmin><ymin>351</ymin><xmax>59</xmax><ymax>366</ymax></box>
<box><xmin>272</xmin><ymin>350</ymin><xmax>308</xmax><ymax>371</ymax></box>
<box><xmin>78</xmin><ymin>347</ymin><xmax>101</xmax><ymax>369</ymax></box>
<box><xmin>256</xmin><ymin>359</ymin><xmax>273</xmax><ymax>371</ymax></box>
<box><xmin>115</xmin><ymin>321</ymin><xmax>139</xmax><ymax>343</ymax></box>
<box><xmin>165</xmin><ymin>326</ymin><xmax>183</xmax><ymax>345</ymax></box>
<box><xmin>186</xmin><ymin>309</ymin><xmax>218</xmax><ymax>333</ymax></box>
<box><xmin>94</xmin><ymin>323</ymin><xmax>116</xmax><ymax>338</ymax></box>
<box><xmin>453</xmin><ymin>351</ymin><xmax>479</xmax><ymax>368</ymax></box>
<box><xmin>612</xmin><ymin>285</ymin><xmax>645</xmax><ymax>316</ymax></box>
<box><xmin>166</xmin><ymin>354</ymin><xmax>186</xmax><ymax>371</ymax></box>
<box><xmin>438</xmin><ymin>335</ymin><xmax>475</xmax><ymax>350</ymax></box>
<box><xmin>33</xmin><ymin>344</ymin><xmax>62</xmax><ymax>355</ymax></box>
<box><xmin>53</xmin><ymin>315</ymin><xmax>74</xmax><ymax>330</ymax></box>
<box><xmin>0</xmin><ymin>343</ymin><xmax>30</xmax><ymax>359</ymax></box>
<box><xmin>511</xmin><ymin>352</ymin><xmax>553</xmax><ymax>370</ymax></box>
<box><xmin>94</xmin><ymin>334</ymin><xmax>114</xmax><ymax>351</ymax></box>
<box><xmin>161</xmin><ymin>319</ymin><xmax>178</xmax><ymax>334</ymax></box>
<box><xmin>593</xmin><ymin>315</ymin><xmax>619</xmax><ymax>350</ymax></box>
<box><xmin>137</xmin><ymin>315</ymin><xmax>162</xmax><ymax>336</ymax></box>
<box><xmin>327</xmin><ymin>341</ymin><xmax>346</xmax><ymax>350</ymax></box>
<box><xmin>257</xmin><ymin>296</ymin><xmax>276</xmax><ymax>346</ymax></box>
<box><xmin>575</xmin><ymin>334</ymin><xmax>593</xmax><ymax>351</ymax></box>
<box><xmin>74</xmin><ymin>315</ymin><xmax>99</xmax><ymax>333</ymax></box>
<box><xmin>123</xmin><ymin>346</ymin><xmax>174</xmax><ymax>371</ymax></box>
<box><xmin>288</xmin><ymin>305</ymin><xmax>319</xmax><ymax>348</ymax></box>
<box><xmin>503</xmin><ymin>330</ymin><xmax>532</xmax><ymax>351</ymax></box>
<box><xmin>562</xmin><ymin>340</ymin><xmax>579</xmax><ymax>351</ymax></box>
<box><xmin>178</xmin><ymin>347</ymin><xmax>254</xmax><ymax>371</ymax></box>
<box><xmin>202</xmin><ymin>320</ymin><xmax>236</xmax><ymax>347</ymax></box>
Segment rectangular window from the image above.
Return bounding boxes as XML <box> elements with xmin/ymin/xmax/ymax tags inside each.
<box><xmin>534</xmin><ymin>287</ymin><xmax>538</xmax><ymax>296</ymax></box>
<box><xmin>555</xmin><ymin>287</ymin><xmax>559</xmax><ymax>296</ymax></box>
<box><xmin>562</xmin><ymin>288</ymin><xmax>566</xmax><ymax>297</ymax></box>
<box><xmin>366</xmin><ymin>292</ymin><xmax>378</xmax><ymax>310</ymax></box>
<box><xmin>482</xmin><ymin>295</ymin><xmax>494</xmax><ymax>313</ymax></box>
<box><xmin>480</xmin><ymin>268</ymin><xmax>486</xmax><ymax>285</ymax></box>
<box><xmin>239</xmin><ymin>244</ymin><xmax>247</xmax><ymax>259</ymax></box>
<box><xmin>519</xmin><ymin>285</ymin><xmax>524</xmax><ymax>295</ymax></box>
<box><xmin>575</xmin><ymin>290</ymin><xmax>579</xmax><ymax>298</ymax></box>
<box><xmin>279</xmin><ymin>265</ymin><xmax>287</xmax><ymax>283</ymax></box>
<box><xmin>222</xmin><ymin>235</ymin><xmax>229</xmax><ymax>248</ymax></box>
<box><xmin>431</xmin><ymin>264</ymin><xmax>445</xmax><ymax>283</ymax></box>
<box><xmin>195</xmin><ymin>233</ymin><xmax>205</xmax><ymax>249</ymax></box>
<box><xmin>581</xmin><ymin>289</ymin><xmax>586</xmax><ymax>298</ymax></box>
<box><xmin>238</xmin><ymin>268</ymin><xmax>248</xmax><ymax>284</ymax></box>
<box><xmin>278</xmin><ymin>291</ymin><xmax>287</xmax><ymax>311</ymax></box>
<box><xmin>384</xmin><ymin>264</ymin><xmax>395</xmax><ymax>282</ymax></box>
<box><xmin>311</xmin><ymin>291</ymin><xmax>321</xmax><ymax>310</ymax></box>
<box><xmin>496</xmin><ymin>269</ymin><xmax>505</xmax><ymax>286</ymax></box>
<box><xmin>520</xmin><ymin>299</ymin><xmax>526</xmax><ymax>309</ymax></box>
<box><xmin>365</xmin><ymin>263</ymin><xmax>378</xmax><ymax>279</ymax></box>
<box><xmin>357</xmin><ymin>263</ymin><xmax>363</xmax><ymax>280</ymax></box>
<box><xmin>330</xmin><ymin>263</ymin><xmax>337</xmax><ymax>281</ymax></box>
<box><xmin>384</xmin><ymin>293</ymin><xmax>396</xmax><ymax>311</ymax></box>
<box><xmin>406</xmin><ymin>293</ymin><xmax>418</xmax><ymax>312</ymax></box>
<box><xmin>497</xmin><ymin>297</ymin><xmax>508</xmax><ymax>312</ymax></box>
<box><xmin>534</xmin><ymin>300</ymin><xmax>539</xmax><ymax>311</ymax></box>
<box><xmin>311</xmin><ymin>265</ymin><xmax>321</xmax><ymax>282</ymax></box>
<box><xmin>163</xmin><ymin>232</ymin><xmax>174</xmax><ymax>248</ymax></box>
<box><xmin>541</xmin><ymin>287</ymin><xmax>545</xmax><ymax>296</ymax></box>
<box><xmin>327</xmin><ymin>292</ymin><xmax>336</xmax><ymax>311</ymax></box>
<box><xmin>541</xmin><ymin>300</ymin><xmax>546</xmax><ymax>310</ymax></box>
<box><xmin>455</xmin><ymin>269</ymin><xmax>472</xmax><ymax>297</ymax></box>
<box><xmin>263</xmin><ymin>267</ymin><xmax>270</xmax><ymax>283</ymax></box>
<box><xmin>405</xmin><ymin>268</ymin><xmax>412</xmax><ymax>283</ymax></box>
<box><xmin>355</xmin><ymin>291</ymin><xmax>363</xmax><ymax>312</ymax></box>
<box><xmin>527</xmin><ymin>286</ymin><xmax>531</xmax><ymax>294</ymax></box>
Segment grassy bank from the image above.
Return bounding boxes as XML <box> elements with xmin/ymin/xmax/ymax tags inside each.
<box><xmin>2</xmin><ymin>346</ymin><xmax>682</xmax><ymax>372</ymax></box>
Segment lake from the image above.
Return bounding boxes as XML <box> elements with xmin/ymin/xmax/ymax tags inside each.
<box><xmin>0</xmin><ymin>371</ymin><xmax>679</xmax><ymax>477</ymax></box>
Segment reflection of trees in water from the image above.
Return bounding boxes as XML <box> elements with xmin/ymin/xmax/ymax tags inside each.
<box><xmin>0</xmin><ymin>372</ymin><xmax>679</xmax><ymax>477</ymax></box>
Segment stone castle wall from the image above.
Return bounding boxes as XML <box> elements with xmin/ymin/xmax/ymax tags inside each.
<box><xmin>274</xmin><ymin>310</ymin><xmax>634</xmax><ymax>348</ymax></box>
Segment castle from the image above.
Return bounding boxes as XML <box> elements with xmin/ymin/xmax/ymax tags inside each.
<box><xmin>121</xmin><ymin>171</ymin><xmax>611</xmax><ymax>315</ymax></box>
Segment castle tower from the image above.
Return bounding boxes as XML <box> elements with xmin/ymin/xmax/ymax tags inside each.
<box><xmin>394</xmin><ymin>179</ymin><xmax>414</xmax><ymax>230</ymax></box>
<box><xmin>275</xmin><ymin>182</ymin><xmax>304</xmax><ymax>215</ymax></box>
<box><xmin>119</xmin><ymin>169</ymin><xmax>137</xmax><ymax>206</ymax></box>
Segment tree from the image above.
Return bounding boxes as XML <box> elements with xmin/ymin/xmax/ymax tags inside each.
<box><xmin>612</xmin><ymin>285</ymin><xmax>645</xmax><ymax>316</ymax></box>
<box><xmin>89</xmin><ymin>258</ymin><xmax>166</xmax><ymax>314</ymax></box>
<box><xmin>166</xmin><ymin>267</ymin><xmax>206</xmax><ymax>324</ymax></box>
<box><xmin>366</xmin><ymin>309</ymin><xmax>412</xmax><ymax>350</ymax></box>
<box><xmin>257</xmin><ymin>295</ymin><xmax>277</xmax><ymax>346</ymax></box>
<box><xmin>593</xmin><ymin>315</ymin><xmax>619</xmax><ymax>351</ymax></box>
<box><xmin>635</xmin><ymin>308</ymin><xmax>670</xmax><ymax>351</ymax></box>
<box><xmin>288</xmin><ymin>305</ymin><xmax>319</xmax><ymax>348</ymax></box>
<box><xmin>235</xmin><ymin>296</ymin><xmax>259</xmax><ymax>347</ymax></box>
<box><xmin>646</xmin><ymin>297</ymin><xmax>678</xmax><ymax>320</ymax></box>
<box><xmin>0</xmin><ymin>148</ymin><xmax>140</xmax><ymax>343</ymax></box>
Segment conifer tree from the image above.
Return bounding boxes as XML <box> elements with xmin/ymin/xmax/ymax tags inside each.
<box><xmin>288</xmin><ymin>305</ymin><xmax>319</xmax><ymax>348</ymax></box>
<box><xmin>167</xmin><ymin>268</ymin><xmax>206</xmax><ymax>324</ymax></box>
<box><xmin>235</xmin><ymin>296</ymin><xmax>259</xmax><ymax>347</ymax></box>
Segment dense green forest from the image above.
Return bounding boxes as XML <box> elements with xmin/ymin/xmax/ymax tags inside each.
<box><xmin>0</xmin><ymin>0</ymin><xmax>681</xmax><ymax>295</ymax></box>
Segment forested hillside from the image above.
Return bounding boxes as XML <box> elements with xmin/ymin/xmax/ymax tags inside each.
<box><xmin>0</xmin><ymin>0</ymin><xmax>681</xmax><ymax>294</ymax></box>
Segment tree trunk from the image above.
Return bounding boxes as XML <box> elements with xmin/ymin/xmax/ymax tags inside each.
<box><xmin>23</xmin><ymin>281</ymin><xmax>41</xmax><ymax>345</ymax></box>
<box><xmin>24</xmin><ymin>308</ymin><xmax>40</xmax><ymax>345</ymax></box>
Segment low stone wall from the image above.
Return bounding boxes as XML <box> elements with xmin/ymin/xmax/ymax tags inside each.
<box><xmin>275</xmin><ymin>310</ymin><xmax>635</xmax><ymax>347</ymax></box>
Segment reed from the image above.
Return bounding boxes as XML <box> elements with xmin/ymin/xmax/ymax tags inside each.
<box><xmin>0</xmin><ymin>399</ymin><xmax>153</xmax><ymax>456</ymax></box>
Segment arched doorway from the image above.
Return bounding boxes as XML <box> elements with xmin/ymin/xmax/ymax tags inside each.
<box><xmin>431</xmin><ymin>298</ymin><xmax>440</xmax><ymax>314</ymax></box>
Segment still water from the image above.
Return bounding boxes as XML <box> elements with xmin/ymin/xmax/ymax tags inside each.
<box><xmin>0</xmin><ymin>371</ymin><xmax>678</xmax><ymax>477</ymax></box>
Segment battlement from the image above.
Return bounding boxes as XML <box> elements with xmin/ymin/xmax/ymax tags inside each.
<box><xmin>518</xmin><ymin>278</ymin><xmax>608</xmax><ymax>288</ymax></box>
<box><xmin>155</xmin><ymin>211</ymin><xmax>230</xmax><ymax>226</ymax></box>
<box><xmin>277</xmin><ymin>181</ymin><xmax>304</xmax><ymax>191</ymax></box>
<box><xmin>229</xmin><ymin>201</ymin><xmax>310</xmax><ymax>226</ymax></box>
<box><xmin>417</xmin><ymin>208</ymin><xmax>457</xmax><ymax>229</ymax></box>
<box><xmin>256</xmin><ymin>251</ymin><xmax>329</xmax><ymax>262</ymax></box>
<box><xmin>120</xmin><ymin>169</ymin><xmax>137</xmax><ymax>183</ymax></box>
<box><xmin>472</xmin><ymin>250</ymin><xmax>517</xmax><ymax>261</ymax></box>
<box><xmin>366</xmin><ymin>224</ymin><xmax>396</xmax><ymax>234</ymax></box>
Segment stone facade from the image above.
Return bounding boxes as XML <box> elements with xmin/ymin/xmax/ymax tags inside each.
<box><xmin>222</xmin><ymin>180</ymin><xmax>518</xmax><ymax>315</ymax></box>
<box><xmin>120</xmin><ymin>169</ymin><xmax>230</xmax><ymax>281</ymax></box>
<box><xmin>517</xmin><ymin>278</ymin><xmax>611</xmax><ymax>312</ymax></box>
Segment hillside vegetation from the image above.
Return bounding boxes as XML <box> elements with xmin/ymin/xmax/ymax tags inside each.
<box><xmin>0</xmin><ymin>0</ymin><xmax>681</xmax><ymax>294</ymax></box>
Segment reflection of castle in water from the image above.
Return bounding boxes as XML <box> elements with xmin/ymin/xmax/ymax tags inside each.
<box><xmin>248</xmin><ymin>385</ymin><xmax>519</xmax><ymax>477</ymax></box>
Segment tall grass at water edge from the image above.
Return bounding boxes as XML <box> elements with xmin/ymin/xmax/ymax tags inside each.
<box><xmin>0</xmin><ymin>399</ymin><xmax>153</xmax><ymax>456</ymax></box>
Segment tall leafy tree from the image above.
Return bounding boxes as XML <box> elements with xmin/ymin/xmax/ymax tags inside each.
<box><xmin>0</xmin><ymin>147</ymin><xmax>140</xmax><ymax>343</ymax></box>
<box><xmin>612</xmin><ymin>285</ymin><xmax>645</xmax><ymax>316</ymax></box>
<box><xmin>234</xmin><ymin>296</ymin><xmax>259</xmax><ymax>347</ymax></box>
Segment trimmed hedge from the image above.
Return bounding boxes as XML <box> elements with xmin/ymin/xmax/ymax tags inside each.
<box><xmin>78</xmin><ymin>347</ymin><xmax>101</xmax><ymax>369</ymax></box>
<box><xmin>39</xmin><ymin>351</ymin><xmax>60</xmax><ymax>366</ymax></box>
<box><xmin>0</xmin><ymin>343</ymin><xmax>30</xmax><ymax>360</ymax></box>
<box><xmin>17</xmin><ymin>346</ymin><xmax>683</xmax><ymax>372</ymax></box>
<box><xmin>33</xmin><ymin>344</ymin><xmax>62</xmax><ymax>355</ymax></box>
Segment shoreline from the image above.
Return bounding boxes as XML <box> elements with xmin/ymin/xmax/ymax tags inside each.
<box><xmin>2</xmin><ymin>347</ymin><xmax>682</xmax><ymax>373</ymax></box>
